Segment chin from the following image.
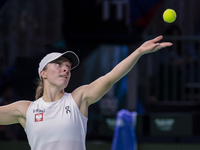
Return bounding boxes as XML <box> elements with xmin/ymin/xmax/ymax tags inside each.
<box><xmin>63</xmin><ymin>82</ymin><xmax>69</xmax><ymax>88</ymax></box>
<box><xmin>58</xmin><ymin>78</ymin><xmax>69</xmax><ymax>88</ymax></box>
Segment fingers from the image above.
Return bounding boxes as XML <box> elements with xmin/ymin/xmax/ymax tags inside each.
<box><xmin>152</xmin><ymin>36</ymin><xmax>173</xmax><ymax>47</ymax></box>
<box><xmin>146</xmin><ymin>43</ymin><xmax>160</xmax><ymax>52</ymax></box>
<box><xmin>152</xmin><ymin>43</ymin><xmax>160</xmax><ymax>49</ymax></box>
<box><xmin>152</xmin><ymin>36</ymin><xmax>163</xmax><ymax>43</ymax></box>
<box><xmin>160</xmin><ymin>42</ymin><xmax>173</xmax><ymax>47</ymax></box>
<box><xmin>153</xmin><ymin>42</ymin><xmax>173</xmax><ymax>51</ymax></box>
<box><xmin>153</xmin><ymin>43</ymin><xmax>162</xmax><ymax>51</ymax></box>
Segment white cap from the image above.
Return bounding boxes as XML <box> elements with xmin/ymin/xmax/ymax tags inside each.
<box><xmin>38</xmin><ymin>51</ymin><xmax>79</xmax><ymax>79</ymax></box>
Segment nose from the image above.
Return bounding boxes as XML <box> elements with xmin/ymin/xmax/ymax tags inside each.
<box><xmin>63</xmin><ymin>66</ymin><xmax>70</xmax><ymax>74</ymax></box>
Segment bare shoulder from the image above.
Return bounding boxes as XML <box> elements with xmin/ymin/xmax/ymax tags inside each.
<box><xmin>17</xmin><ymin>100</ymin><xmax>31</xmax><ymax>110</ymax></box>
<box><xmin>2</xmin><ymin>100</ymin><xmax>31</xmax><ymax>111</ymax></box>
<box><xmin>0</xmin><ymin>100</ymin><xmax>32</xmax><ymax>126</ymax></box>
<box><xmin>71</xmin><ymin>85</ymin><xmax>89</xmax><ymax>118</ymax></box>
<box><xmin>14</xmin><ymin>100</ymin><xmax>32</xmax><ymax>108</ymax></box>
<box><xmin>72</xmin><ymin>85</ymin><xmax>88</xmax><ymax>95</ymax></box>
<box><xmin>15</xmin><ymin>100</ymin><xmax>32</xmax><ymax>105</ymax></box>
<box><xmin>12</xmin><ymin>100</ymin><xmax>32</xmax><ymax>117</ymax></box>
<box><xmin>71</xmin><ymin>85</ymin><xmax>88</xmax><ymax>105</ymax></box>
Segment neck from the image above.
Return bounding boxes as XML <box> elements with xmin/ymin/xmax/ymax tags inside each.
<box><xmin>42</xmin><ymin>85</ymin><xmax>65</xmax><ymax>102</ymax></box>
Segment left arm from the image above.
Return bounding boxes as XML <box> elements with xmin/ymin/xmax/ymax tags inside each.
<box><xmin>73</xmin><ymin>36</ymin><xmax>172</xmax><ymax>108</ymax></box>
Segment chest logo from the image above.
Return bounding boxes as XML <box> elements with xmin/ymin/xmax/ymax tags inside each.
<box><xmin>35</xmin><ymin>113</ymin><xmax>43</xmax><ymax>122</ymax></box>
<box><xmin>65</xmin><ymin>106</ymin><xmax>71</xmax><ymax>114</ymax></box>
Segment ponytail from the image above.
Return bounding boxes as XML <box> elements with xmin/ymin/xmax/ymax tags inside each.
<box><xmin>35</xmin><ymin>78</ymin><xmax>44</xmax><ymax>100</ymax></box>
<box><xmin>35</xmin><ymin>65</ymin><xmax>47</xmax><ymax>100</ymax></box>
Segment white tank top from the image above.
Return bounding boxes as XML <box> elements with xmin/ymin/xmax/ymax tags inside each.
<box><xmin>25</xmin><ymin>93</ymin><xmax>88</xmax><ymax>150</ymax></box>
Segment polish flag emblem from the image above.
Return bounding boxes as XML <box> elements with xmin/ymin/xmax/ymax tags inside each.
<box><xmin>35</xmin><ymin>113</ymin><xmax>43</xmax><ymax>122</ymax></box>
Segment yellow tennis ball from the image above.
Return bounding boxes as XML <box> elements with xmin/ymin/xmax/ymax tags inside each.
<box><xmin>163</xmin><ymin>9</ymin><xmax>176</xmax><ymax>23</ymax></box>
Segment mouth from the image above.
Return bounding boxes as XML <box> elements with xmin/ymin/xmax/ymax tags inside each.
<box><xmin>59</xmin><ymin>75</ymin><xmax>68</xmax><ymax>79</ymax></box>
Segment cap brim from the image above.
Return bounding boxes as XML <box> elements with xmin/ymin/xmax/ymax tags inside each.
<box><xmin>61</xmin><ymin>51</ymin><xmax>80</xmax><ymax>70</ymax></box>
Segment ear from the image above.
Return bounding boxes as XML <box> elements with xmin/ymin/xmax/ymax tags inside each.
<box><xmin>40</xmin><ymin>70</ymin><xmax>47</xmax><ymax>79</ymax></box>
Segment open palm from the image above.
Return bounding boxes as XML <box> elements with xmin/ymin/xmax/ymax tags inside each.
<box><xmin>139</xmin><ymin>36</ymin><xmax>173</xmax><ymax>54</ymax></box>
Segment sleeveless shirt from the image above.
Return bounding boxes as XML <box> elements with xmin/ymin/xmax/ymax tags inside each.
<box><xmin>25</xmin><ymin>93</ymin><xmax>88</xmax><ymax>150</ymax></box>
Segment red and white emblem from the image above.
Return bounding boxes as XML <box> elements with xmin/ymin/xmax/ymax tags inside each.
<box><xmin>35</xmin><ymin>113</ymin><xmax>43</xmax><ymax>122</ymax></box>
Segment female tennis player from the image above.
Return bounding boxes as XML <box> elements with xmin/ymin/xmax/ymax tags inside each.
<box><xmin>0</xmin><ymin>36</ymin><xmax>172</xmax><ymax>150</ymax></box>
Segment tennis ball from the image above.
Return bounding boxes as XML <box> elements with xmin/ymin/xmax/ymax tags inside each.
<box><xmin>163</xmin><ymin>9</ymin><xmax>176</xmax><ymax>23</ymax></box>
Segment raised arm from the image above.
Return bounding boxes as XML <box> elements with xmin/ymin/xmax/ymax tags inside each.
<box><xmin>0</xmin><ymin>101</ymin><xmax>31</xmax><ymax>128</ymax></box>
<box><xmin>105</xmin><ymin>36</ymin><xmax>173</xmax><ymax>83</ymax></box>
<box><xmin>73</xmin><ymin>36</ymin><xmax>172</xmax><ymax>107</ymax></box>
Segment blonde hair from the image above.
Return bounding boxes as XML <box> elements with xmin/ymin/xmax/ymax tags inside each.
<box><xmin>35</xmin><ymin>79</ymin><xmax>44</xmax><ymax>100</ymax></box>
<box><xmin>35</xmin><ymin>66</ymin><xmax>47</xmax><ymax>100</ymax></box>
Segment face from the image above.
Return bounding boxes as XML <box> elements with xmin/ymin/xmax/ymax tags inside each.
<box><xmin>41</xmin><ymin>57</ymin><xmax>72</xmax><ymax>89</ymax></box>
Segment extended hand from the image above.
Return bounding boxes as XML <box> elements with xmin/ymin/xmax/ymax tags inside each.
<box><xmin>139</xmin><ymin>36</ymin><xmax>173</xmax><ymax>55</ymax></box>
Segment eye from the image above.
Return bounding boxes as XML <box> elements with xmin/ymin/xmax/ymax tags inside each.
<box><xmin>66</xmin><ymin>65</ymin><xmax>71</xmax><ymax>70</ymax></box>
<box><xmin>56</xmin><ymin>62</ymin><xmax>61</xmax><ymax>66</ymax></box>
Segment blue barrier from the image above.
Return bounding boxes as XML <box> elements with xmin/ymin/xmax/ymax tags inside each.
<box><xmin>111</xmin><ymin>109</ymin><xmax>137</xmax><ymax>150</ymax></box>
